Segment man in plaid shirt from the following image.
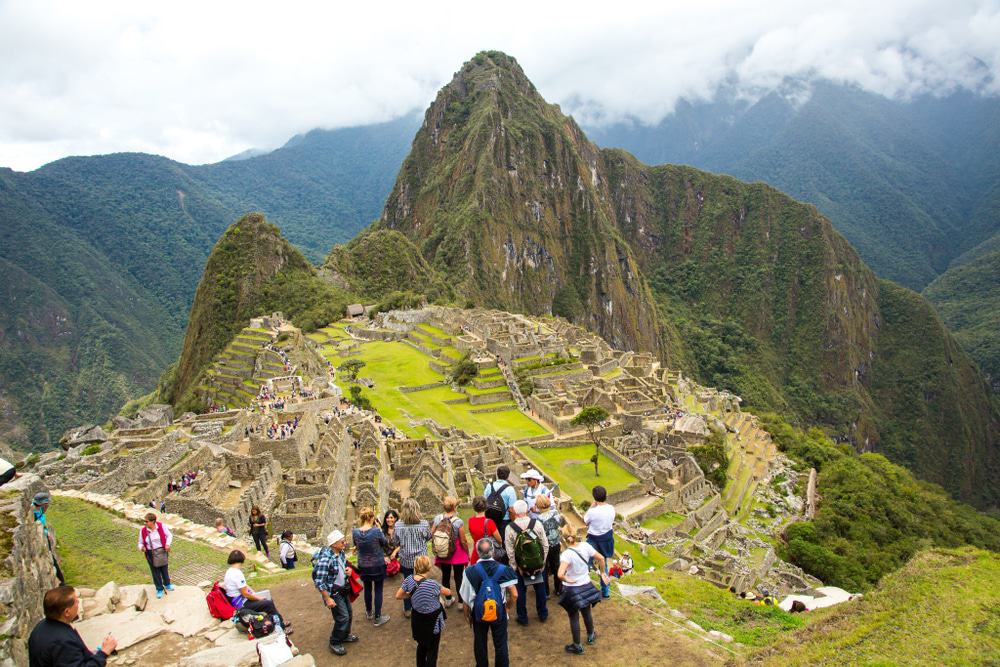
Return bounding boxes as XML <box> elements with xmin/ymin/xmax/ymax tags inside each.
<box><xmin>313</xmin><ymin>530</ymin><xmax>357</xmax><ymax>656</ymax></box>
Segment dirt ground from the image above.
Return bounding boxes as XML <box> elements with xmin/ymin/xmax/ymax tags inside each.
<box><xmin>270</xmin><ymin>571</ymin><xmax>726</xmax><ymax>666</ymax></box>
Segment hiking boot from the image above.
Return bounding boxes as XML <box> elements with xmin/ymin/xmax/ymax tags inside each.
<box><xmin>587</xmin><ymin>631</ymin><xmax>597</xmax><ymax>644</ymax></box>
<box><xmin>565</xmin><ymin>643</ymin><xmax>584</xmax><ymax>654</ymax></box>
<box><xmin>344</xmin><ymin>634</ymin><xmax>360</xmax><ymax>643</ymax></box>
<box><xmin>373</xmin><ymin>615</ymin><xmax>391</xmax><ymax>627</ymax></box>
<box><xmin>329</xmin><ymin>644</ymin><xmax>346</xmax><ymax>656</ymax></box>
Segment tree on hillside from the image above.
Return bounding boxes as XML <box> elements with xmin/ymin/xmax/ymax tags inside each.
<box><xmin>338</xmin><ymin>359</ymin><xmax>366</xmax><ymax>383</ymax></box>
<box><xmin>572</xmin><ymin>405</ymin><xmax>610</xmax><ymax>477</ymax></box>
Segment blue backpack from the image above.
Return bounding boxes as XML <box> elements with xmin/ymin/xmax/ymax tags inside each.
<box><xmin>472</xmin><ymin>562</ymin><xmax>505</xmax><ymax>624</ymax></box>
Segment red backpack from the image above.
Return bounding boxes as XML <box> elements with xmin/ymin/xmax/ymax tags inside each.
<box><xmin>206</xmin><ymin>582</ymin><xmax>236</xmax><ymax>620</ymax></box>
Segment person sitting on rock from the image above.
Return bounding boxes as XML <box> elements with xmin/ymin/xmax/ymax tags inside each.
<box><xmin>223</xmin><ymin>550</ymin><xmax>292</xmax><ymax>634</ymax></box>
<box><xmin>28</xmin><ymin>585</ymin><xmax>117</xmax><ymax>667</ymax></box>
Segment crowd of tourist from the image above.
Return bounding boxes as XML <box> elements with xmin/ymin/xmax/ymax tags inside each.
<box><xmin>266</xmin><ymin>416</ymin><xmax>299</xmax><ymax>440</ymax></box>
<box><xmin>165</xmin><ymin>470</ymin><xmax>199</xmax><ymax>494</ymax></box>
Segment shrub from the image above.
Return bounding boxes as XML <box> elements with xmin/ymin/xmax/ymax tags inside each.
<box><xmin>450</xmin><ymin>354</ymin><xmax>478</xmax><ymax>386</ymax></box>
<box><xmin>81</xmin><ymin>444</ymin><xmax>101</xmax><ymax>457</ymax></box>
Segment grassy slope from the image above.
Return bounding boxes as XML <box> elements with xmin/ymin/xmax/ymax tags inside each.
<box><xmin>759</xmin><ymin>547</ymin><xmax>1000</xmax><ymax>665</ymax></box>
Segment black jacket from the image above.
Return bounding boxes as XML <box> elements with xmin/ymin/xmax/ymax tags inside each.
<box><xmin>28</xmin><ymin>618</ymin><xmax>107</xmax><ymax>667</ymax></box>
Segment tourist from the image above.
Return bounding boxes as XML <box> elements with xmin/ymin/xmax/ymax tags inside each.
<box><xmin>32</xmin><ymin>491</ymin><xmax>64</xmax><ymax>584</ymax></box>
<box><xmin>584</xmin><ymin>486</ymin><xmax>615</xmax><ymax>599</ymax></box>
<box><xmin>137</xmin><ymin>512</ymin><xmax>173</xmax><ymax>599</ymax></box>
<box><xmin>519</xmin><ymin>468</ymin><xmax>551</xmax><ymax>511</ymax></box>
<box><xmin>503</xmin><ymin>500</ymin><xmax>548</xmax><ymax>625</ymax></box>
<box><xmin>467</xmin><ymin>496</ymin><xmax>503</xmax><ymax>565</ymax></box>
<box><xmin>532</xmin><ymin>494</ymin><xmax>565</xmax><ymax>596</ymax></box>
<box><xmin>279</xmin><ymin>530</ymin><xmax>297</xmax><ymax>569</ymax></box>
<box><xmin>483</xmin><ymin>465</ymin><xmax>517</xmax><ymax>538</ymax></box>
<box><xmin>381</xmin><ymin>509</ymin><xmax>401</xmax><ymax>576</ymax></box>
<box><xmin>223</xmin><ymin>550</ymin><xmax>291</xmax><ymax>633</ymax></box>
<box><xmin>352</xmin><ymin>507</ymin><xmax>391</xmax><ymax>626</ymax></box>
<box><xmin>248</xmin><ymin>506</ymin><xmax>270</xmax><ymax>557</ymax></box>
<box><xmin>28</xmin><ymin>585</ymin><xmax>117</xmax><ymax>666</ymax></box>
<box><xmin>215</xmin><ymin>517</ymin><xmax>236</xmax><ymax>538</ymax></box>
<box><xmin>394</xmin><ymin>498</ymin><xmax>431</xmax><ymax>617</ymax></box>
<box><xmin>460</xmin><ymin>538</ymin><xmax>518</xmax><ymax>667</ymax></box>
<box><xmin>620</xmin><ymin>552</ymin><xmax>633</xmax><ymax>575</ymax></box>
<box><xmin>0</xmin><ymin>456</ymin><xmax>20</xmax><ymax>487</ymax></box>
<box><xmin>557</xmin><ymin>531</ymin><xmax>609</xmax><ymax>654</ymax></box>
<box><xmin>431</xmin><ymin>496</ymin><xmax>470</xmax><ymax>607</ymax></box>
<box><xmin>313</xmin><ymin>530</ymin><xmax>358</xmax><ymax>656</ymax></box>
<box><xmin>395</xmin><ymin>554</ymin><xmax>449</xmax><ymax>667</ymax></box>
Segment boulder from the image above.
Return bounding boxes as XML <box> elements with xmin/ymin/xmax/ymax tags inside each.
<box><xmin>179</xmin><ymin>638</ymin><xmax>261</xmax><ymax>667</ymax></box>
<box><xmin>117</xmin><ymin>585</ymin><xmax>148</xmax><ymax>612</ymax></box>
<box><xmin>112</xmin><ymin>416</ymin><xmax>138</xmax><ymax>431</ymax></box>
<box><xmin>708</xmin><ymin>630</ymin><xmax>734</xmax><ymax>642</ymax></box>
<box><xmin>142</xmin><ymin>585</ymin><xmax>216</xmax><ymax>637</ymax></box>
<box><xmin>74</xmin><ymin>608</ymin><xmax>168</xmax><ymax>651</ymax></box>
<box><xmin>93</xmin><ymin>581</ymin><xmax>120</xmax><ymax>614</ymax></box>
<box><xmin>136</xmin><ymin>404</ymin><xmax>174</xmax><ymax>428</ymax></box>
<box><xmin>59</xmin><ymin>425</ymin><xmax>108</xmax><ymax>450</ymax></box>
<box><xmin>75</xmin><ymin>587</ymin><xmax>97</xmax><ymax>599</ymax></box>
<box><xmin>284</xmin><ymin>656</ymin><xmax>316</xmax><ymax>667</ymax></box>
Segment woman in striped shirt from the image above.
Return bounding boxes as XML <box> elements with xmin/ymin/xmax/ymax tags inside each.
<box><xmin>394</xmin><ymin>498</ymin><xmax>431</xmax><ymax>616</ymax></box>
<box><xmin>396</xmin><ymin>555</ymin><xmax>448</xmax><ymax>667</ymax></box>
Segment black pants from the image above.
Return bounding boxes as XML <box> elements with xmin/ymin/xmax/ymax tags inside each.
<box><xmin>515</xmin><ymin>575</ymin><xmax>547</xmax><ymax>624</ymax></box>
<box><xmin>328</xmin><ymin>590</ymin><xmax>353</xmax><ymax>646</ymax></box>
<box><xmin>567</xmin><ymin>604</ymin><xmax>594</xmax><ymax>645</ymax></box>
<box><xmin>544</xmin><ymin>544</ymin><xmax>562</xmax><ymax>596</ymax></box>
<box><xmin>415</xmin><ymin>629</ymin><xmax>441</xmax><ymax>666</ymax></box>
<box><xmin>0</xmin><ymin>467</ymin><xmax>15</xmax><ymax>486</ymax></box>
<box><xmin>252</xmin><ymin>531</ymin><xmax>269</xmax><ymax>555</ymax></box>
<box><xmin>363</xmin><ymin>577</ymin><xmax>384</xmax><ymax>616</ymax></box>
<box><xmin>473</xmin><ymin>618</ymin><xmax>509</xmax><ymax>667</ymax></box>
<box><xmin>439</xmin><ymin>563</ymin><xmax>464</xmax><ymax>596</ymax></box>
<box><xmin>243</xmin><ymin>598</ymin><xmax>285</xmax><ymax>627</ymax></box>
<box><xmin>145</xmin><ymin>552</ymin><xmax>171</xmax><ymax>591</ymax></box>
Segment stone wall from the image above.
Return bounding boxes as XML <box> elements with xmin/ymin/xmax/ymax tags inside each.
<box><xmin>0</xmin><ymin>478</ymin><xmax>60</xmax><ymax>667</ymax></box>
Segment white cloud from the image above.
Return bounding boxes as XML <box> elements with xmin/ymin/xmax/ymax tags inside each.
<box><xmin>0</xmin><ymin>0</ymin><xmax>998</xmax><ymax>171</ymax></box>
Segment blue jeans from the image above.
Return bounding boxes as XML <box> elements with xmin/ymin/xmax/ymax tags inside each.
<box><xmin>400</xmin><ymin>565</ymin><xmax>414</xmax><ymax>611</ymax></box>
<box><xmin>515</xmin><ymin>575</ymin><xmax>548</xmax><ymax>624</ymax></box>
<box><xmin>587</xmin><ymin>532</ymin><xmax>614</xmax><ymax>597</ymax></box>
<box><xmin>473</xmin><ymin>617</ymin><xmax>509</xmax><ymax>667</ymax></box>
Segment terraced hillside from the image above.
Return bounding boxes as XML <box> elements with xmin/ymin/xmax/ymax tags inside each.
<box><xmin>196</xmin><ymin>327</ymin><xmax>280</xmax><ymax>408</ymax></box>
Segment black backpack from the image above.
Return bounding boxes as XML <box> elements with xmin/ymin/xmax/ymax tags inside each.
<box><xmin>485</xmin><ymin>481</ymin><xmax>510</xmax><ymax>523</ymax></box>
<box><xmin>238</xmin><ymin>610</ymin><xmax>275</xmax><ymax>639</ymax></box>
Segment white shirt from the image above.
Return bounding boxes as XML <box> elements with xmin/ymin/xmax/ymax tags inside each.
<box><xmin>223</xmin><ymin>566</ymin><xmax>248</xmax><ymax>599</ymax></box>
<box><xmin>560</xmin><ymin>542</ymin><xmax>597</xmax><ymax>586</ymax></box>
<box><xmin>279</xmin><ymin>541</ymin><xmax>296</xmax><ymax>564</ymax></box>
<box><xmin>584</xmin><ymin>504</ymin><xmax>615</xmax><ymax>537</ymax></box>
<box><xmin>522</xmin><ymin>483</ymin><xmax>551</xmax><ymax>510</ymax></box>
<box><xmin>0</xmin><ymin>458</ymin><xmax>13</xmax><ymax>474</ymax></box>
<box><xmin>137</xmin><ymin>522</ymin><xmax>173</xmax><ymax>551</ymax></box>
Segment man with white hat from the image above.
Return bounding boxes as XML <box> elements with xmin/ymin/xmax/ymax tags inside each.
<box><xmin>312</xmin><ymin>529</ymin><xmax>357</xmax><ymax>656</ymax></box>
<box><xmin>519</xmin><ymin>469</ymin><xmax>551</xmax><ymax>512</ymax></box>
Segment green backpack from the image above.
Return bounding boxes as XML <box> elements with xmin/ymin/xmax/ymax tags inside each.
<box><xmin>511</xmin><ymin>519</ymin><xmax>545</xmax><ymax>573</ymax></box>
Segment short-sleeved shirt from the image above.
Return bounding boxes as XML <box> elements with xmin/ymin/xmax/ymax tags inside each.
<box><xmin>401</xmin><ymin>575</ymin><xmax>445</xmax><ymax>634</ymax></box>
<box><xmin>223</xmin><ymin>566</ymin><xmax>248</xmax><ymax>599</ymax></box>
<box><xmin>523</xmin><ymin>483</ymin><xmax>551</xmax><ymax>510</ymax></box>
<box><xmin>459</xmin><ymin>559</ymin><xmax>518</xmax><ymax>608</ymax></box>
<box><xmin>432</xmin><ymin>514</ymin><xmax>469</xmax><ymax>565</ymax></box>
<box><xmin>394</xmin><ymin>521</ymin><xmax>431</xmax><ymax>568</ymax></box>
<box><xmin>560</xmin><ymin>542</ymin><xmax>597</xmax><ymax>586</ymax></box>
<box><xmin>584</xmin><ymin>503</ymin><xmax>615</xmax><ymax>537</ymax></box>
<box><xmin>484</xmin><ymin>480</ymin><xmax>517</xmax><ymax>514</ymax></box>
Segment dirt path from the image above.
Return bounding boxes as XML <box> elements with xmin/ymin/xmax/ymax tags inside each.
<box><xmin>269</xmin><ymin>573</ymin><xmax>725</xmax><ymax>666</ymax></box>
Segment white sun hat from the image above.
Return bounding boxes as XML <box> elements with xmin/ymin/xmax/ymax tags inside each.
<box><xmin>326</xmin><ymin>529</ymin><xmax>345</xmax><ymax>545</ymax></box>
<box><xmin>520</xmin><ymin>468</ymin><xmax>544</xmax><ymax>481</ymax></box>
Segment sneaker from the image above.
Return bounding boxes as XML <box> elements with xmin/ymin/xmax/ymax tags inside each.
<box><xmin>587</xmin><ymin>631</ymin><xmax>597</xmax><ymax>644</ymax></box>
<box><xmin>444</xmin><ymin>595</ymin><xmax>456</xmax><ymax>608</ymax></box>
<box><xmin>343</xmin><ymin>634</ymin><xmax>360</xmax><ymax>643</ymax></box>
<box><xmin>565</xmin><ymin>643</ymin><xmax>584</xmax><ymax>654</ymax></box>
<box><xmin>164</xmin><ymin>584</ymin><xmax>175</xmax><ymax>591</ymax></box>
<box><xmin>155</xmin><ymin>590</ymin><xmax>164</xmax><ymax>599</ymax></box>
<box><xmin>373</xmin><ymin>615</ymin><xmax>391</xmax><ymax>627</ymax></box>
<box><xmin>365</xmin><ymin>610</ymin><xmax>374</xmax><ymax>620</ymax></box>
<box><xmin>404</xmin><ymin>610</ymin><xmax>412</xmax><ymax>618</ymax></box>
<box><xmin>329</xmin><ymin>644</ymin><xmax>346</xmax><ymax>656</ymax></box>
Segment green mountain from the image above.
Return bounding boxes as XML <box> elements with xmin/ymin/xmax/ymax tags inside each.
<box><xmin>169</xmin><ymin>212</ymin><xmax>353</xmax><ymax>410</ymax></box>
<box><xmin>358</xmin><ymin>52</ymin><xmax>999</xmax><ymax>509</ymax></box>
<box><xmin>0</xmin><ymin>116</ymin><xmax>415</xmax><ymax>451</ymax></box>
<box><xmin>376</xmin><ymin>52</ymin><xmax>663</xmax><ymax>354</ymax></box>
<box><xmin>588</xmin><ymin>84</ymin><xmax>1000</xmax><ymax>292</ymax></box>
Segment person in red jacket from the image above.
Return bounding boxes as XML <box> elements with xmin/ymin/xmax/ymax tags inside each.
<box><xmin>29</xmin><ymin>585</ymin><xmax>117</xmax><ymax>666</ymax></box>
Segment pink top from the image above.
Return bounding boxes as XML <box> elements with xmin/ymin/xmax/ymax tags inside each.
<box><xmin>432</xmin><ymin>514</ymin><xmax>470</xmax><ymax>565</ymax></box>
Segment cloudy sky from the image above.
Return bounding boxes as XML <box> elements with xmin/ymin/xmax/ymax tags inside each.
<box><xmin>1</xmin><ymin>0</ymin><xmax>998</xmax><ymax>171</ymax></box>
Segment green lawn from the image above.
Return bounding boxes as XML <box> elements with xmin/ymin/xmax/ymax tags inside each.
<box><xmin>640</xmin><ymin>512</ymin><xmax>686</xmax><ymax>531</ymax></box>
<box><xmin>521</xmin><ymin>444</ymin><xmax>639</xmax><ymax>501</ymax></box>
<box><xmin>47</xmin><ymin>497</ymin><xmax>228</xmax><ymax>588</ymax></box>
<box><xmin>330</xmin><ymin>341</ymin><xmax>548</xmax><ymax>440</ymax></box>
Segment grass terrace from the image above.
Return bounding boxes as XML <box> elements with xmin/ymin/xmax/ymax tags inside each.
<box><xmin>329</xmin><ymin>340</ymin><xmax>548</xmax><ymax>440</ymax></box>
<box><xmin>520</xmin><ymin>444</ymin><xmax>639</xmax><ymax>501</ymax></box>
<box><xmin>640</xmin><ymin>512</ymin><xmax>686</xmax><ymax>532</ymax></box>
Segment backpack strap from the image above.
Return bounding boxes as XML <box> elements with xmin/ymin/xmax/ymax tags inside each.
<box><xmin>568</xmin><ymin>548</ymin><xmax>591</xmax><ymax>569</ymax></box>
